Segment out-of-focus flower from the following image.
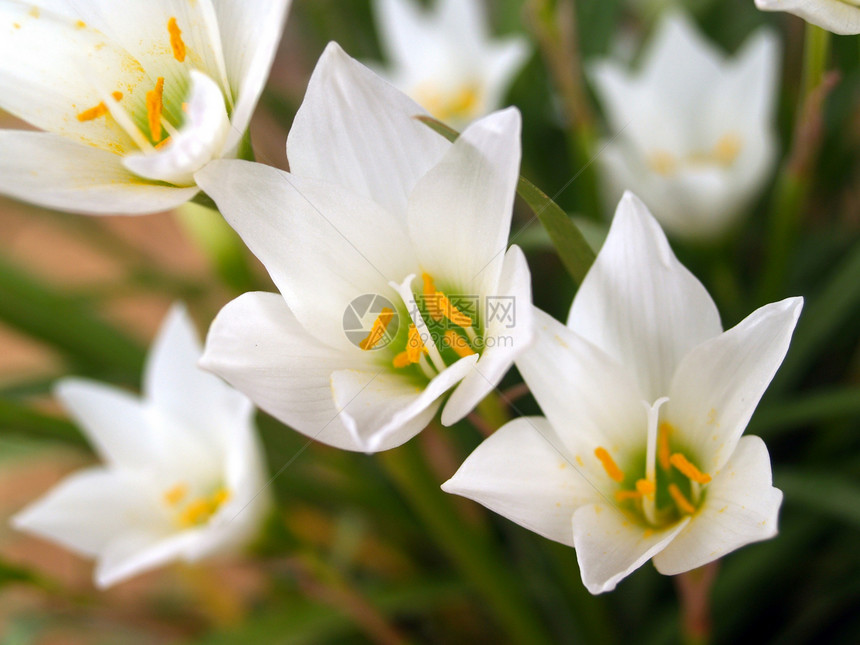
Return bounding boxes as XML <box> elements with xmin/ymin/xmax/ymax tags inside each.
<box><xmin>13</xmin><ymin>305</ymin><xmax>269</xmax><ymax>588</ymax></box>
<box><xmin>195</xmin><ymin>43</ymin><xmax>532</xmax><ymax>453</ymax></box>
<box><xmin>0</xmin><ymin>0</ymin><xmax>291</xmax><ymax>215</ymax></box>
<box><xmin>589</xmin><ymin>13</ymin><xmax>780</xmax><ymax>240</ymax></box>
<box><xmin>756</xmin><ymin>0</ymin><xmax>860</xmax><ymax>35</ymax></box>
<box><xmin>443</xmin><ymin>192</ymin><xmax>802</xmax><ymax>594</ymax></box>
<box><xmin>371</xmin><ymin>0</ymin><xmax>529</xmax><ymax>129</ymax></box>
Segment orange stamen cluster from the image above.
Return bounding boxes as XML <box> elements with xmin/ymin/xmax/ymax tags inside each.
<box><xmin>443</xmin><ymin>330</ymin><xmax>475</xmax><ymax>358</ymax></box>
<box><xmin>668</xmin><ymin>484</ymin><xmax>696</xmax><ymax>515</ymax></box>
<box><xmin>594</xmin><ymin>447</ymin><xmax>624</xmax><ymax>483</ymax></box>
<box><xmin>393</xmin><ymin>324</ymin><xmax>427</xmax><ymax>368</ymax></box>
<box><xmin>670</xmin><ymin>452</ymin><xmax>712</xmax><ymax>484</ymax></box>
<box><xmin>76</xmin><ymin>92</ymin><xmax>123</xmax><ymax>122</ymax></box>
<box><xmin>359</xmin><ymin>307</ymin><xmax>394</xmax><ymax>350</ymax></box>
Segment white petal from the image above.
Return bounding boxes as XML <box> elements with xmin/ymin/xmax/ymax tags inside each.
<box><xmin>409</xmin><ymin>107</ymin><xmax>521</xmax><ymax>296</ymax></box>
<box><xmin>200</xmin><ymin>292</ymin><xmax>375</xmax><ymax>452</ymax></box>
<box><xmin>653</xmin><ymin>436</ymin><xmax>782</xmax><ymax>575</ymax></box>
<box><xmin>0</xmin><ymin>131</ymin><xmax>198</xmax><ymax>215</ymax></box>
<box><xmin>443</xmin><ymin>416</ymin><xmax>604</xmax><ymax>547</ymax></box>
<box><xmin>517</xmin><ymin>308</ymin><xmax>646</xmax><ymax>474</ymax></box>
<box><xmin>287</xmin><ymin>42</ymin><xmax>449</xmax><ymax>215</ymax></box>
<box><xmin>12</xmin><ymin>467</ymin><xmax>168</xmax><ymax>559</ymax></box>
<box><xmin>212</xmin><ymin>0</ymin><xmax>292</xmax><ymax>151</ymax></box>
<box><xmin>373</xmin><ymin>0</ymin><xmax>439</xmax><ymax>77</ymax></box>
<box><xmin>194</xmin><ymin>159</ymin><xmax>414</xmax><ymax>350</ymax></box>
<box><xmin>665</xmin><ymin>297</ymin><xmax>802</xmax><ymax>473</ymax></box>
<box><xmin>441</xmin><ymin>245</ymin><xmax>533</xmax><ymax>425</ymax></box>
<box><xmin>123</xmin><ymin>71</ymin><xmax>230</xmax><ymax>186</ymax></box>
<box><xmin>755</xmin><ymin>0</ymin><xmax>860</xmax><ymax>36</ymax></box>
<box><xmin>54</xmin><ymin>379</ymin><xmax>160</xmax><ymax>470</ymax></box>
<box><xmin>0</xmin><ymin>3</ymin><xmax>142</xmax><ymax>151</ymax></box>
<box><xmin>572</xmin><ymin>505</ymin><xmax>690</xmax><ymax>594</ymax></box>
<box><xmin>567</xmin><ymin>192</ymin><xmax>722</xmax><ymax>401</ymax></box>
<box><xmin>331</xmin><ymin>354</ymin><xmax>477</xmax><ymax>453</ymax></box>
<box><xmin>95</xmin><ymin>528</ymin><xmax>200</xmax><ymax>589</ymax></box>
<box><xmin>144</xmin><ymin>303</ymin><xmax>252</xmax><ymax>453</ymax></box>
<box><xmin>481</xmin><ymin>37</ymin><xmax>530</xmax><ymax>111</ymax></box>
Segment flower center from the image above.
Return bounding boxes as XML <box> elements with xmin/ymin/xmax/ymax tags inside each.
<box><xmin>359</xmin><ymin>272</ymin><xmax>482</xmax><ymax>379</ymax></box>
<box><xmin>647</xmin><ymin>133</ymin><xmax>743</xmax><ymax>176</ymax></box>
<box><xmin>413</xmin><ymin>82</ymin><xmax>483</xmax><ymax>123</ymax></box>
<box><xmin>73</xmin><ymin>15</ymin><xmax>228</xmax><ymax>154</ymax></box>
<box><xmin>163</xmin><ymin>482</ymin><xmax>231</xmax><ymax>528</ymax></box>
<box><xmin>594</xmin><ymin>420</ymin><xmax>711</xmax><ymax>528</ymax></box>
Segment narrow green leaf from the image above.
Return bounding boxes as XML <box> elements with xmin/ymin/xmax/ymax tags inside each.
<box><xmin>776</xmin><ymin>469</ymin><xmax>860</xmax><ymax>530</ymax></box>
<box><xmin>0</xmin><ymin>255</ymin><xmax>145</xmax><ymax>378</ymax></box>
<box><xmin>417</xmin><ymin>115</ymin><xmax>596</xmax><ymax>284</ymax></box>
<box><xmin>750</xmin><ymin>387</ymin><xmax>860</xmax><ymax>436</ymax></box>
<box><xmin>0</xmin><ymin>398</ymin><xmax>86</xmax><ymax>447</ymax></box>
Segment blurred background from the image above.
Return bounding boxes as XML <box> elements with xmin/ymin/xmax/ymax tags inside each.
<box><xmin>1</xmin><ymin>0</ymin><xmax>858</xmax><ymax>643</ymax></box>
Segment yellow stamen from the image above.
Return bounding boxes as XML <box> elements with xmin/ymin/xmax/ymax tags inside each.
<box><xmin>168</xmin><ymin>17</ymin><xmax>187</xmax><ymax>63</ymax></box>
<box><xmin>444</xmin><ymin>330</ymin><xmax>475</xmax><ymax>358</ymax></box>
<box><xmin>155</xmin><ymin>136</ymin><xmax>172</xmax><ymax>150</ymax></box>
<box><xmin>177</xmin><ymin>487</ymin><xmax>230</xmax><ymax>527</ymax></box>
<box><xmin>670</xmin><ymin>453</ymin><xmax>712</xmax><ymax>484</ymax></box>
<box><xmin>648</xmin><ymin>150</ymin><xmax>676</xmax><ymax>176</ymax></box>
<box><xmin>422</xmin><ymin>273</ymin><xmax>442</xmax><ymax>321</ymax></box>
<box><xmin>658</xmin><ymin>421</ymin><xmax>672</xmax><ymax>471</ymax></box>
<box><xmin>76</xmin><ymin>102</ymin><xmax>109</xmax><ymax>122</ymax></box>
<box><xmin>163</xmin><ymin>483</ymin><xmax>187</xmax><ymax>506</ymax></box>
<box><xmin>111</xmin><ymin>91</ymin><xmax>123</xmax><ymax>102</ymax></box>
<box><xmin>392</xmin><ymin>351</ymin><xmax>412</xmax><ymax>368</ymax></box>
<box><xmin>615</xmin><ymin>489</ymin><xmax>641</xmax><ymax>502</ymax></box>
<box><xmin>668</xmin><ymin>483</ymin><xmax>696</xmax><ymax>515</ymax></box>
<box><xmin>594</xmin><ymin>447</ymin><xmax>624</xmax><ymax>483</ymax></box>
<box><xmin>405</xmin><ymin>324</ymin><xmax>426</xmax><ymax>363</ymax></box>
<box><xmin>211</xmin><ymin>488</ymin><xmax>231</xmax><ymax>507</ymax></box>
<box><xmin>437</xmin><ymin>293</ymin><xmax>471</xmax><ymax>327</ymax></box>
<box><xmin>713</xmin><ymin>133</ymin><xmax>742</xmax><ymax>165</ymax></box>
<box><xmin>146</xmin><ymin>77</ymin><xmax>165</xmax><ymax>142</ymax></box>
<box><xmin>635</xmin><ymin>478</ymin><xmax>656</xmax><ymax>497</ymax></box>
<box><xmin>359</xmin><ymin>307</ymin><xmax>394</xmax><ymax>350</ymax></box>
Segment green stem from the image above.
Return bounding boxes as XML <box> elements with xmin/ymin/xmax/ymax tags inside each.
<box><xmin>758</xmin><ymin>24</ymin><xmax>832</xmax><ymax>303</ymax></box>
<box><xmin>379</xmin><ymin>441</ymin><xmax>554</xmax><ymax>645</ymax></box>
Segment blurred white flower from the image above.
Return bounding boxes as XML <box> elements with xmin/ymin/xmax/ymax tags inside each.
<box><xmin>13</xmin><ymin>304</ymin><xmax>269</xmax><ymax>589</ymax></box>
<box><xmin>443</xmin><ymin>192</ymin><xmax>802</xmax><ymax>594</ymax></box>
<box><xmin>756</xmin><ymin>0</ymin><xmax>860</xmax><ymax>35</ymax></box>
<box><xmin>589</xmin><ymin>13</ymin><xmax>780</xmax><ymax>240</ymax></box>
<box><xmin>194</xmin><ymin>43</ymin><xmax>532</xmax><ymax>453</ymax></box>
<box><xmin>0</xmin><ymin>0</ymin><xmax>291</xmax><ymax>214</ymax></box>
<box><xmin>372</xmin><ymin>0</ymin><xmax>529</xmax><ymax>129</ymax></box>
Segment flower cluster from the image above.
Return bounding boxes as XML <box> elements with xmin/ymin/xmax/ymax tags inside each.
<box><xmin>5</xmin><ymin>0</ymin><xmax>812</xmax><ymax>602</ymax></box>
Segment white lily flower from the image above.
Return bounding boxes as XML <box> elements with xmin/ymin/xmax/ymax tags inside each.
<box><xmin>589</xmin><ymin>13</ymin><xmax>780</xmax><ymax>240</ymax></box>
<box><xmin>443</xmin><ymin>192</ymin><xmax>802</xmax><ymax>594</ymax></box>
<box><xmin>194</xmin><ymin>43</ymin><xmax>532</xmax><ymax>453</ymax></box>
<box><xmin>756</xmin><ymin>0</ymin><xmax>860</xmax><ymax>35</ymax></box>
<box><xmin>0</xmin><ymin>0</ymin><xmax>291</xmax><ymax>215</ymax></box>
<box><xmin>371</xmin><ymin>0</ymin><xmax>529</xmax><ymax>129</ymax></box>
<box><xmin>12</xmin><ymin>304</ymin><xmax>269</xmax><ymax>588</ymax></box>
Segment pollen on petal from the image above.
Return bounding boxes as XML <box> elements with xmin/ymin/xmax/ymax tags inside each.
<box><xmin>670</xmin><ymin>452</ymin><xmax>712</xmax><ymax>484</ymax></box>
<box><xmin>168</xmin><ymin>17</ymin><xmax>187</xmax><ymax>62</ymax></box>
<box><xmin>163</xmin><ymin>483</ymin><xmax>187</xmax><ymax>506</ymax></box>
<box><xmin>668</xmin><ymin>483</ymin><xmax>696</xmax><ymax>515</ymax></box>
<box><xmin>443</xmin><ymin>330</ymin><xmax>475</xmax><ymax>358</ymax></box>
<box><xmin>146</xmin><ymin>77</ymin><xmax>165</xmax><ymax>142</ymax></box>
<box><xmin>594</xmin><ymin>447</ymin><xmax>624</xmax><ymax>483</ymax></box>
<box><xmin>359</xmin><ymin>307</ymin><xmax>394</xmax><ymax>350</ymax></box>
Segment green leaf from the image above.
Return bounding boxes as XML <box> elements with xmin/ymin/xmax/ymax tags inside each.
<box><xmin>417</xmin><ymin>115</ymin><xmax>596</xmax><ymax>285</ymax></box>
<box><xmin>0</xmin><ymin>255</ymin><xmax>145</xmax><ymax>379</ymax></box>
<box><xmin>776</xmin><ymin>470</ymin><xmax>860</xmax><ymax>530</ymax></box>
<box><xmin>0</xmin><ymin>397</ymin><xmax>86</xmax><ymax>447</ymax></box>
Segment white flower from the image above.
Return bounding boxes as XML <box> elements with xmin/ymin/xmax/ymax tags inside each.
<box><xmin>194</xmin><ymin>43</ymin><xmax>532</xmax><ymax>454</ymax></box>
<box><xmin>443</xmin><ymin>192</ymin><xmax>802</xmax><ymax>594</ymax></box>
<box><xmin>371</xmin><ymin>0</ymin><xmax>529</xmax><ymax>129</ymax></box>
<box><xmin>756</xmin><ymin>0</ymin><xmax>860</xmax><ymax>35</ymax></box>
<box><xmin>589</xmin><ymin>13</ymin><xmax>780</xmax><ymax>240</ymax></box>
<box><xmin>12</xmin><ymin>304</ymin><xmax>269</xmax><ymax>589</ymax></box>
<box><xmin>0</xmin><ymin>0</ymin><xmax>291</xmax><ymax>215</ymax></box>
